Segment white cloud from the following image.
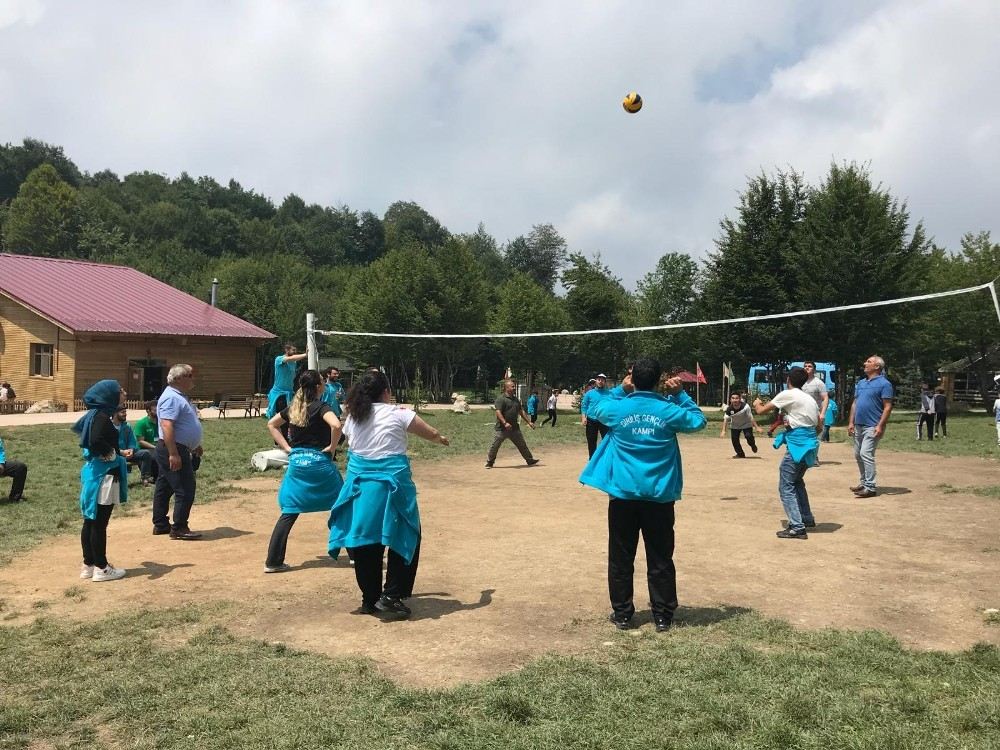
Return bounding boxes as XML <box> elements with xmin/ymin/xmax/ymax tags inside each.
<box><xmin>1</xmin><ymin>0</ymin><xmax>997</xmax><ymax>286</ymax></box>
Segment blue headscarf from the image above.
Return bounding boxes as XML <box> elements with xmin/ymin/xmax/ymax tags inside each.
<box><xmin>71</xmin><ymin>379</ymin><xmax>123</xmax><ymax>449</ymax></box>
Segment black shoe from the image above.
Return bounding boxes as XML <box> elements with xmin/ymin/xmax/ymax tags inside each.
<box><xmin>751</xmin><ymin>444</ymin><xmax>758</xmax><ymax>453</ymax></box>
<box><xmin>854</xmin><ymin>489</ymin><xmax>877</xmax><ymax>499</ymax></box>
<box><xmin>169</xmin><ymin>529</ymin><xmax>202</xmax><ymax>540</ymax></box>
<box><xmin>356</xmin><ymin>602</ymin><xmax>378</xmax><ymax>616</ymax></box>
<box><xmin>653</xmin><ymin>617</ymin><xmax>672</xmax><ymax>633</ymax></box>
<box><xmin>526</xmin><ymin>458</ymin><xmax>540</xmax><ymax>466</ymax></box>
<box><xmin>152</xmin><ymin>527</ymin><xmax>171</xmax><ymax>536</ymax></box>
<box><xmin>732</xmin><ymin>454</ymin><xmax>746</xmax><ymax>459</ymax></box>
<box><xmin>375</xmin><ymin>595</ymin><xmax>411</xmax><ymax>620</ymax></box>
<box><xmin>484</xmin><ymin>462</ymin><xmax>493</xmax><ymax>469</ymax></box>
<box><xmin>849</xmin><ymin>484</ymin><xmax>864</xmax><ymax>493</ymax></box>
<box><xmin>608</xmin><ymin>613</ymin><xmax>636</xmax><ymax>630</ymax></box>
<box><xmin>804</xmin><ymin>520</ymin><xmax>817</xmax><ymax>528</ymax></box>
<box><xmin>776</xmin><ymin>527</ymin><xmax>808</xmax><ymax>539</ymax></box>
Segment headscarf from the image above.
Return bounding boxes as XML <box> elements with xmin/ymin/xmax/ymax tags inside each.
<box><xmin>71</xmin><ymin>379</ymin><xmax>123</xmax><ymax>449</ymax></box>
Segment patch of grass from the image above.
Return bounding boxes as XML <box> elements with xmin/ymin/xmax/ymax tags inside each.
<box><xmin>932</xmin><ymin>483</ymin><xmax>1000</xmax><ymax>498</ymax></box>
<box><xmin>63</xmin><ymin>585</ymin><xmax>87</xmax><ymax>602</ymax></box>
<box><xmin>1</xmin><ymin>608</ymin><xmax>999</xmax><ymax>748</ymax></box>
<box><xmin>985</xmin><ymin>610</ymin><xmax>1000</xmax><ymax>626</ymax></box>
<box><xmin>877</xmin><ymin>412</ymin><xmax>1000</xmax><ymax>459</ymax></box>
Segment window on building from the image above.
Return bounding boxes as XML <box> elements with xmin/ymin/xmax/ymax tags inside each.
<box><xmin>30</xmin><ymin>343</ymin><xmax>53</xmax><ymax>377</ymax></box>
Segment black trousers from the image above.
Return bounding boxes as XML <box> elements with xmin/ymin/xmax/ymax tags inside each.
<box><xmin>917</xmin><ymin>413</ymin><xmax>935</xmax><ymax>440</ymax></box>
<box><xmin>266</xmin><ymin>512</ymin><xmax>298</xmax><ymax>566</ymax></box>
<box><xmin>1</xmin><ymin>460</ymin><xmax>28</xmax><ymax>501</ymax></box>
<box><xmin>935</xmin><ymin>414</ymin><xmax>947</xmax><ymax>437</ymax></box>
<box><xmin>349</xmin><ymin>539</ymin><xmax>420</xmax><ymax>606</ymax></box>
<box><xmin>608</xmin><ymin>498</ymin><xmax>677</xmax><ymax>621</ymax></box>
<box><xmin>586</xmin><ymin>420</ymin><xmax>609</xmax><ymax>457</ymax></box>
<box><xmin>541</xmin><ymin>408</ymin><xmax>557</xmax><ymax>426</ymax></box>
<box><xmin>127</xmin><ymin>449</ymin><xmax>157</xmax><ymax>480</ymax></box>
<box><xmin>730</xmin><ymin>428</ymin><xmax>757</xmax><ymax>457</ymax></box>
<box><xmin>152</xmin><ymin>442</ymin><xmax>197</xmax><ymax>531</ymax></box>
<box><xmin>81</xmin><ymin>503</ymin><xmax>115</xmax><ymax>568</ymax></box>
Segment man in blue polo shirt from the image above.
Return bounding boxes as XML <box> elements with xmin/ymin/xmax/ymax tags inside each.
<box><xmin>580</xmin><ymin>356</ymin><xmax>707</xmax><ymax>632</ymax></box>
<box><xmin>847</xmin><ymin>355</ymin><xmax>895</xmax><ymax>498</ymax></box>
<box><xmin>152</xmin><ymin>363</ymin><xmax>205</xmax><ymax>539</ymax></box>
<box><xmin>581</xmin><ymin>373</ymin><xmax>612</xmax><ymax>457</ymax></box>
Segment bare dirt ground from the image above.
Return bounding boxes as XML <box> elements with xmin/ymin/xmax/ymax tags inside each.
<box><xmin>1</xmin><ymin>439</ymin><xmax>998</xmax><ymax>687</ymax></box>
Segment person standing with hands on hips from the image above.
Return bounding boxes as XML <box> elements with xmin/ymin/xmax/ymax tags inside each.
<box><xmin>485</xmin><ymin>379</ymin><xmax>539</xmax><ymax>469</ymax></box>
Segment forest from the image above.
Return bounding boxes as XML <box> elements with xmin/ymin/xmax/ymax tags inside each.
<box><xmin>1</xmin><ymin>138</ymin><xmax>997</xmax><ymax>407</ymax></box>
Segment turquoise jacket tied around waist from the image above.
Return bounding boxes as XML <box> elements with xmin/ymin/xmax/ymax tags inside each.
<box><xmin>772</xmin><ymin>426</ymin><xmax>819</xmax><ymax>466</ymax></box>
<box><xmin>327</xmin><ymin>453</ymin><xmax>420</xmax><ymax>564</ymax></box>
<box><xmin>79</xmin><ymin>454</ymin><xmax>128</xmax><ymax>520</ymax></box>
<box><xmin>277</xmin><ymin>447</ymin><xmax>344</xmax><ymax>514</ymax></box>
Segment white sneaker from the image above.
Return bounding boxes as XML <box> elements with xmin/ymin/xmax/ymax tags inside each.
<box><xmin>92</xmin><ymin>564</ymin><xmax>126</xmax><ymax>582</ymax></box>
<box><xmin>80</xmin><ymin>564</ymin><xmax>94</xmax><ymax>579</ymax></box>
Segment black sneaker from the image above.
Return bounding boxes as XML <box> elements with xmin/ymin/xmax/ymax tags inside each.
<box><xmin>608</xmin><ymin>613</ymin><xmax>636</xmax><ymax>630</ymax></box>
<box><xmin>152</xmin><ymin>527</ymin><xmax>171</xmax><ymax>536</ymax></box>
<box><xmin>653</xmin><ymin>616</ymin><xmax>672</xmax><ymax>633</ymax></box>
<box><xmin>776</xmin><ymin>528</ymin><xmax>808</xmax><ymax>539</ymax></box>
<box><xmin>356</xmin><ymin>602</ymin><xmax>378</xmax><ymax>616</ymax></box>
<box><xmin>375</xmin><ymin>595</ymin><xmax>412</xmax><ymax>620</ymax></box>
<box><xmin>484</xmin><ymin>462</ymin><xmax>493</xmax><ymax>469</ymax></box>
<box><xmin>526</xmin><ymin>458</ymin><xmax>540</xmax><ymax>466</ymax></box>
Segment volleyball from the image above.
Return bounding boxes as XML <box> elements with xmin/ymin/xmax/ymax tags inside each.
<box><xmin>622</xmin><ymin>91</ymin><xmax>642</xmax><ymax>113</ymax></box>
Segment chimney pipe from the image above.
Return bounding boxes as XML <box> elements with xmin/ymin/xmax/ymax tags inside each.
<box><xmin>210</xmin><ymin>278</ymin><xmax>219</xmax><ymax>307</ymax></box>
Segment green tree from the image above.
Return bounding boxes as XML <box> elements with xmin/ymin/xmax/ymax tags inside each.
<box><xmin>489</xmin><ymin>272</ymin><xmax>573</xmax><ymax>385</ymax></box>
<box><xmin>633</xmin><ymin>251</ymin><xmax>702</xmax><ymax>369</ymax></box>
<box><xmin>791</xmin><ymin>162</ymin><xmax>929</xmax><ymax>403</ymax></box>
<box><xmin>383</xmin><ymin>201</ymin><xmax>449</xmax><ymax>250</ymax></box>
<box><xmin>0</xmin><ymin>138</ymin><xmax>81</xmax><ymax>201</ymax></box>
<box><xmin>504</xmin><ymin>223</ymin><xmax>567</xmax><ymax>292</ymax></box>
<box><xmin>561</xmin><ymin>253</ymin><xmax>633</xmax><ymax>381</ymax></box>
<box><xmin>2</xmin><ymin>164</ymin><xmax>81</xmax><ymax>257</ymax></box>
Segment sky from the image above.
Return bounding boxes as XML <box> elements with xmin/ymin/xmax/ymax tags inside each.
<box><xmin>2</xmin><ymin>0</ymin><xmax>998</xmax><ymax>287</ymax></box>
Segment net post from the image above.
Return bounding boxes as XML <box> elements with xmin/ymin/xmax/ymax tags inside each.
<box><xmin>306</xmin><ymin>313</ymin><xmax>319</xmax><ymax>371</ymax></box>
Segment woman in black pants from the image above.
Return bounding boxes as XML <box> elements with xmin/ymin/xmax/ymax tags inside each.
<box><xmin>264</xmin><ymin>370</ymin><xmax>343</xmax><ymax>573</ymax></box>
<box><xmin>72</xmin><ymin>379</ymin><xmax>129</xmax><ymax>582</ymax></box>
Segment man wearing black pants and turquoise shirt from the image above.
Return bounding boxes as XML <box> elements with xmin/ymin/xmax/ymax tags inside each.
<box><xmin>580</xmin><ymin>357</ymin><xmax>706</xmax><ymax>632</ymax></box>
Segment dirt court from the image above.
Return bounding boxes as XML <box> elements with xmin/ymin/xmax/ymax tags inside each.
<box><xmin>1</xmin><ymin>439</ymin><xmax>998</xmax><ymax>687</ymax></box>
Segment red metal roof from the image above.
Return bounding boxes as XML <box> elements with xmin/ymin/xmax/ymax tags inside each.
<box><xmin>0</xmin><ymin>253</ymin><xmax>275</xmax><ymax>339</ymax></box>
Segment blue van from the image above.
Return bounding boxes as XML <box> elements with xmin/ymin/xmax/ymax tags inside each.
<box><xmin>747</xmin><ymin>361</ymin><xmax>837</xmax><ymax>396</ymax></box>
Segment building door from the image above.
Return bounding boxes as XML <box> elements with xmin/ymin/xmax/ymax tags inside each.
<box><xmin>143</xmin><ymin>365</ymin><xmax>166</xmax><ymax>400</ymax></box>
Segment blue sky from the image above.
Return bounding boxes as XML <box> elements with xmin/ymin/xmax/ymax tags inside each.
<box><xmin>1</xmin><ymin>0</ymin><xmax>998</xmax><ymax>287</ymax></box>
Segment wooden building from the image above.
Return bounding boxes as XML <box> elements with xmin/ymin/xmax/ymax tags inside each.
<box><xmin>0</xmin><ymin>253</ymin><xmax>274</xmax><ymax>407</ymax></box>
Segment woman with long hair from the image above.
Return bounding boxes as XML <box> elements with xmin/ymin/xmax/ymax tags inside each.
<box><xmin>328</xmin><ymin>370</ymin><xmax>449</xmax><ymax>619</ymax></box>
<box><xmin>265</xmin><ymin>370</ymin><xmax>343</xmax><ymax>572</ymax></box>
<box><xmin>71</xmin><ymin>380</ymin><xmax>129</xmax><ymax>582</ymax></box>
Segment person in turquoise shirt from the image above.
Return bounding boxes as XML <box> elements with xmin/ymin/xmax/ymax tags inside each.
<box><xmin>821</xmin><ymin>396</ymin><xmax>839</xmax><ymax>442</ymax></box>
<box><xmin>266</xmin><ymin>343</ymin><xmax>308</xmax><ymax>419</ymax></box>
<box><xmin>581</xmin><ymin>373</ymin><xmax>612</xmax><ymax>457</ymax></box>
<box><xmin>526</xmin><ymin>390</ymin><xmax>539</xmax><ymax>424</ymax></box>
<box><xmin>579</xmin><ymin>356</ymin><xmax>706</xmax><ymax>632</ymax></box>
<box><xmin>321</xmin><ymin>367</ymin><xmax>346</xmax><ymax>418</ymax></box>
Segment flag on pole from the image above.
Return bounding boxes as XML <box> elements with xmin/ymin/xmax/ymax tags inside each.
<box><xmin>725</xmin><ymin>362</ymin><xmax>735</xmax><ymax>386</ymax></box>
<box><xmin>695</xmin><ymin>362</ymin><xmax>707</xmax><ymax>384</ymax></box>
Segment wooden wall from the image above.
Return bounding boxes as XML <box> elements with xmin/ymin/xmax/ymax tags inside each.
<box><xmin>74</xmin><ymin>335</ymin><xmax>261</xmax><ymax>401</ymax></box>
<box><xmin>0</xmin><ymin>295</ymin><xmax>77</xmax><ymax>403</ymax></box>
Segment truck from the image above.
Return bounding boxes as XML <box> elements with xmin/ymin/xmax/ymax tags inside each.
<box><xmin>747</xmin><ymin>361</ymin><xmax>837</xmax><ymax>397</ymax></box>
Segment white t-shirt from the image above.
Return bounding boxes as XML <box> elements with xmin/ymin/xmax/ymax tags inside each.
<box><xmin>800</xmin><ymin>377</ymin><xmax>827</xmax><ymax>408</ymax></box>
<box><xmin>343</xmin><ymin>402</ymin><xmax>417</xmax><ymax>459</ymax></box>
<box><xmin>770</xmin><ymin>388</ymin><xmax>819</xmax><ymax>429</ymax></box>
<box><xmin>546</xmin><ymin>393</ymin><xmax>558</xmax><ymax>409</ymax></box>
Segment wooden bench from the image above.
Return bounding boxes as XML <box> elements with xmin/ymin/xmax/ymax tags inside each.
<box><xmin>217</xmin><ymin>395</ymin><xmax>252</xmax><ymax>418</ymax></box>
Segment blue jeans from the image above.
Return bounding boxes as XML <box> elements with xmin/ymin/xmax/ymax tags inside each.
<box><xmin>778</xmin><ymin>453</ymin><xmax>814</xmax><ymax>531</ymax></box>
<box><xmin>853</xmin><ymin>426</ymin><xmax>880</xmax><ymax>491</ymax></box>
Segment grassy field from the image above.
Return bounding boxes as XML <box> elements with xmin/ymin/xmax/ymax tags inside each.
<box><xmin>2</xmin><ymin>409</ymin><xmax>999</xmax><ymax>748</ymax></box>
<box><xmin>2</xmin><ymin>605</ymin><xmax>999</xmax><ymax>749</ymax></box>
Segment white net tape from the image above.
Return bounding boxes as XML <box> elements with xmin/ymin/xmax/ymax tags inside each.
<box><xmin>310</xmin><ymin>281</ymin><xmax>999</xmax><ymax>339</ymax></box>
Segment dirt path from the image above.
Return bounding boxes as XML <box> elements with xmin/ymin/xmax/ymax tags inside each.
<box><xmin>1</xmin><ymin>439</ymin><xmax>998</xmax><ymax>687</ymax></box>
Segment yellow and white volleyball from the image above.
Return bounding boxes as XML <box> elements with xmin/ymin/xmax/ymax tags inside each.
<box><xmin>622</xmin><ymin>91</ymin><xmax>642</xmax><ymax>113</ymax></box>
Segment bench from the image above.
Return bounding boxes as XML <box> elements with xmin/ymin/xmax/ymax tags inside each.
<box><xmin>217</xmin><ymin>395</ymin><xmax>265</xmax><ymax>418</ymax></box>
<box><xmin>217</xmin><ymin>395</ymin><xmax>252</xmax><ymax>418</ymax></box>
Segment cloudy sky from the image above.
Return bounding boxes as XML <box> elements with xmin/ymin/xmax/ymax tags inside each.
<box><xmin>2</xmin><ymin>0</ymin><xmax>997</xmax><ymax>286</ymax></box>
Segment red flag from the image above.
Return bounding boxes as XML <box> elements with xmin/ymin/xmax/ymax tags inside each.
<box><xmin>695</xmin><ymin>362</ymin><xmax>707</xmax><ymax>384</ymax></box>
